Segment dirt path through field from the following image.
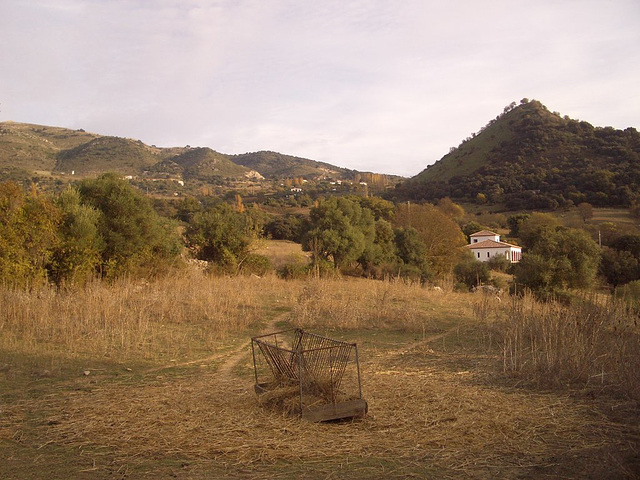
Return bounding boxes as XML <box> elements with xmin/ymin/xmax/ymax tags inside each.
<box><xmin>146</xmin><ymin>310</ymin><xmax>291</xmax><ymax>383</ymax></box>
<box><xmin>216</xmin><ymin>311</ymin><xmax>289</xmax><ymax>380</ymax></box>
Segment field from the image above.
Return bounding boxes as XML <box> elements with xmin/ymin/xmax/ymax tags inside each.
<box><xmin>1</xmin><ymin>273</ymin><xmax>639</xmax><ymax>479</ymax></box>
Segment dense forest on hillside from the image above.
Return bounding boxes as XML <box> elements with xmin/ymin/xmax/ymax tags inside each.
<box><xmin>394</xmin><ymin>100</ymin><xmax>640</xmax><ymax>209</ymax></box>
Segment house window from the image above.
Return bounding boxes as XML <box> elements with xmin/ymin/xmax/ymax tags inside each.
<box><xmin>487</xmin><ymin>252</ymin><xmax>490</xmax><ymax>258</ymax></box>
<box><xmin>477</xmin><ymin>252</ymin><xmax>480</xmax><ymax>258</ymax></box>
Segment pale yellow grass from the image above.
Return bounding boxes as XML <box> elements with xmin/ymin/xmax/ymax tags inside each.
<box><xmin>253</xmin><ymin>239</ymin><xmax>311</xmax><ymax>270</ymax></box>
<box><xmin>0</xmin><ymin>271</ymin><xmax>301</xmax><ymax>365</ymax></box>
<box><xmin>291</xmin><ymin>277</ymin><xmax>471</xmax><ymax>332</ymax></box>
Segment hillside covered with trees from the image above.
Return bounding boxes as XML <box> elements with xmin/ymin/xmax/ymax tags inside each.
<box><xmin>393</xmin><ymin>100</ymin><xmax>640</xmax><ymax>209</ymax></box>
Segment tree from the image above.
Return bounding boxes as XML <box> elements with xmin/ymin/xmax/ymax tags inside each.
<box><xmin>515</xmin><ymin>227</ymin><xmax>601</xmax><ymax>295</ymax></box>
<box><xmin>394</xmin><ymin>227</ymin><xmax>431</xmax><ymax>281</ymax></box>
<box><xmin>393</xmin><ymin>203</ymin><xmax>467</xmax><ymax>276</ymax></box>
<box><xmin>302</xmin><ymin>197</ymin><xmax>375</xmax><ymax>269</ymax></box>
<box><xmin>507</xmin><ymin>213</ymin><xmax>530</xmax><ymax>237</ymax></box>
<box><xmin>462</xmin><ymin>221</ymin><xmax>483</xmax><ymax>241</ymax></box>
<box><xmin>265</xmin><ymin>214</ymin><xmax>305</xmax><ymax>242</ymax></box>
<box><xmin>437</xmin><ymin>197</ymin><xmax>465</xmax><ymax>219</ymax></box>
<box><xmin>185</xmin><ymin>202</ymin><xmax>256</xmax><ymax>270</ymax></box>
<box><xmin>0</xmin><ymin>182</ymin><xmax>61</xmax><ymax>286</ymax></box>
<box><xmin>359</xmin><ymin>196</ymin><xmax>395</xmax><ymax>221</ymax></box>
<box><xmin>600</xmin><ymin>247</ymin><xmax>639</xmax><ymax>287</ymax></box>
<box><xmin>454</xmin><ymin>251</ymin><xmax>491</xmax><ymax>290</ymax></box>
<box><xmin>78</xmin><ymin>173</ymin><xmax>182</xmax><ymax>277</ymax></box>
<box><xmin>599</xmin><ymin>234</ymin><xmax>640</xmax><ymax>286</ymax></box>
<box><xmin>518</xmin><ymin>212</ymin><xmax>560</xmax><ymax>249</ymax></box>
<box><xmin>49</xmin><ymin>186</ymin><xmax>103</xmax><ymax>285</ymax></box>
<box><xmin>358</xmin><ymin>218</ymin><xmax>397</xmax><ymax>274</ymax></box>
<box><xmin>576</xmin><ymin>202</ymin><xmax>594</xmax><ymax>223</ymax></box>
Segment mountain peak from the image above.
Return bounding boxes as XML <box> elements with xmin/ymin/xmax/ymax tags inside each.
<box><xmin>393</xmin><ymin>100</ymin><xmax>640</xmax><ymax>209</ymax></box>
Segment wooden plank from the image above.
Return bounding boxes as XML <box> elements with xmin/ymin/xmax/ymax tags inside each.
<box><xmin>301</xmin><ymin>399</ymin><xmax>368</xmax><ymax>422</ymax></box>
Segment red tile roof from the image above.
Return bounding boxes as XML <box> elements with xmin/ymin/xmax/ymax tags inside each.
<box><xmin>466</xmin><ymin>239</ymin><xmax>521</xmax><ymax>249</ymax></box>
<box><xmin>470</xmin><ymin>230</ymin><xmax>498</xmax><ymax>237</ymax></box>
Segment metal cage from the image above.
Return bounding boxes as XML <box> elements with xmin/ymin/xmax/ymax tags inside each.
<box><xmin>251</xmin><ymin>328</ymin><xmax>367</xmax><ymax>422</ymax></box>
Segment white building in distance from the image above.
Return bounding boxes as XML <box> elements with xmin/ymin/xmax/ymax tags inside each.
<box><xmin>466</xmin><ymin>230</ymin><xmax>522</xmax><ymax>263</ymax></box>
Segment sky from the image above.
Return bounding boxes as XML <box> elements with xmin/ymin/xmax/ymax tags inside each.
<box><xmin>1</xmin><ymin>1</ymin><xmax>639</xmax><ymax>177</ymax></box>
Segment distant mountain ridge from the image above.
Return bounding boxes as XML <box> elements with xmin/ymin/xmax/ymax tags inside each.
<box><xmin>394</xmin><ymin>100</ymin><xmax>640</xmax><ymax>209</ymax></box>
<box><xmin>0</xmin><ymin>121</ymin><xmax>382</xmax><ymax>183</ymax></box>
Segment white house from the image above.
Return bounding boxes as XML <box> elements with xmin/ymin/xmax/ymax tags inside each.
<box><xmin>466</xmin><ymin>230</ymin><xmax>522</xmax><ymax>263</ymax></box>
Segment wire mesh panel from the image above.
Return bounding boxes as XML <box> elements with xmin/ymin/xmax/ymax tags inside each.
<box><xmin>251</xmin><ymin>328</ymin><xmax>367</xmax><ymax>421</ymax></box>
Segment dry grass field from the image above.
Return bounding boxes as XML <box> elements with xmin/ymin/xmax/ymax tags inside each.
<box><xmin>1</xmin><ymin>273</ymin><xmax>639</xmax><ymax>479</ymax></box>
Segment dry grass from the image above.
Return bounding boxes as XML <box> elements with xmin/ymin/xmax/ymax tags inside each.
<box><xmin>253</xmin><ymin>239</ymin><xmax>311</xmax><ymax>270</ymax></box>
<box><xmin>475</xmin><ymin>291</ymin><xmax>640</xmax><ymax>400</ymax></box>
<box><xmin>291</xmin><ymin>277</ymin><xmax>470</xmax><ymax>333</ymax></box>
<box><xmin>1</xmin><ymin>274</ymin><xmax>638</xmax><ymax>478</ymax></box>
<box><xmin>0</xmin><ymin>271</ymin><xmax>301</xmax><ymax>366</ymax></box>
<box><xmin>3</xmin><ymin>336</ymin><xmax>633</xmax><ymax>479</ymax></box>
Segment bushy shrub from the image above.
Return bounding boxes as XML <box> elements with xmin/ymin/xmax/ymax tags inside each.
<box><xmin>487</xmin><ymin>254</ymin><xmax>511</xmax><ymax>273</ymax></box>
<box><xmin>278</xmin><ymin>263</ymin><xmax>309</xmax><ymax>280</ymax></box>
<box><xmin>454</xmin><ymin>252</ymin><xmax>491</xmax><ymax>291</ymax></box>
<box><xmin>614</xmin><ymin>280</ymin><xmax>640</xmax><ymax>310</ymax></box>
<box><xmin>239</xmin><ymin>254</ymin><xmax>271</xmax><ymax>276</ymax></box>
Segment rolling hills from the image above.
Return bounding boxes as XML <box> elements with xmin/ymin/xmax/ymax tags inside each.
<box><xmin>393</xmin><ymin>100</ymin><xmax>640</xmax><ymax>209</ymax></box>
<box><xmin>0</xmin><ymin>121</ymin><xmax>377</xmax><ymax>185</ymax></box>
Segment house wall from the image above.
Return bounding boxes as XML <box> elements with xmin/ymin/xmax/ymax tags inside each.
<box><xmin>471</xmin><ymin>234</ymin><xmax>500</xmax><ymax>243</ymax></box>
<box><xmin>471</xmin><ymin>247</ymin><xmax>521</xmax><ymax>263</ymax></box>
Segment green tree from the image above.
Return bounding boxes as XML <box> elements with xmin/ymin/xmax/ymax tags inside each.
<box><xmin>303</xmin><ymin>197</ymin><xmax>375</xmax><ymax>269</ymax></box>
<box><xmin>507</xmin><ymin>213</ymin><xmax>530</xmax><ymax>237</ymax></box>
<box><xmin>0</xmin><ymin>182</ymin><xmax>61</xmax><ymax>286</ymax></box>
<box><xmin>437</xmin><ymin>197</ymin><xmax>465</xmax><ymax>219</ymax></box>
<box><xmin>359</xmin><ymin>196</ymin><xmax>395</xmax><ymax>221</ymax></box>
<box><xmin>515</xmin><ymin>227</ymin><xmax>601</xmax><ymax>295</ymax></box>
<box><xmin>394</xmin><ymin>227</ymin><xmax>431</xmax><ymax>281</ymax></box>
<box><xmin>576</xmin><ymin>202</ymin><xmax>594</xmax><ymax>223</ymax></box>
<box><xmin>600</xmin><ymin>247</ymin><xmax>639</xmax><ymax>287</ymax></box>
<box><xmin>454</xmin><ymin>251</ymin><xmax>491</xmax><ymax>290</ymax></box>
<box><xmin>518</xmin><ymin>212</ymin><xmax>560</xmax><ymax>249</ymax></box>
<box><xmin>185</xmin><ymin>202</ymin><xmax>256</xmax><ymax>271</ymax></box>
<box><xmin>265</xmin><ymin>214</ymin><xmax>305</xmax><ymax>242</ymax></box>
<box><xmin>49</xmin><ymin>186</ymin><xmax>103</xmax><ymax>285</ymax></box>
<box><xmin>78</xmin><ymin>173</ymin><xmax>182</xmax><ymax>277</ymax></box>
<box><xmin>358</xmin><ymin>218</ymin><xmax>397</xmax><ymax>273</ymax></box>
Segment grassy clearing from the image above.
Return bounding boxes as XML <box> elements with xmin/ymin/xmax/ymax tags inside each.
<box><xmin>1</xmin><ymin>275</ymin><xmax>639</xmax><ymax>479</ymax></box>
<box><xmin>253</xmin><ymin>239</ymin><xmax>311</xmax><ymax>270</ymax></box>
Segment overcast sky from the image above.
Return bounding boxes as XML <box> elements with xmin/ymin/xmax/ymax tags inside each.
<box><xmin>1</xmin><ymin>1</ymin><xmax>639</xmax><ymax>176</ymax></box>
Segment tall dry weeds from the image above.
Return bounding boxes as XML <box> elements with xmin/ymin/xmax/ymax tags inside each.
<box><xmin>477</xmin><ymin>291</ymin><xmax>640</xmax><ymax>399</ymax></box>
<box><xmin>291</xmin><ymin>277</ymin><xmax>471</xmax><ymax>332</ymax></box>
<box><xmin>0</xmin><ymin>271</ymin><xmax>299</xmax><ymax>366</ymax></box>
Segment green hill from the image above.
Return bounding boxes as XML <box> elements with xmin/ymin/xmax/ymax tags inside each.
<box><xmin>0</xmin><ymin>121</ymin><xmax>99</xmax><ymax>172</ymax></box>
<box><xmin>394</xmin><ymin>100</ymin><xmax>640</xmax><ymax>209</ymax></box>
<box><xmin>55</xmin><ymin>136</ymin><xmax>161</xmax><ymax>175</ymax></box>
<box><xmin>230</xmin><ymin>151</ymin><xmax>354</xmax><ymax>179</ymax></box>
<box><xmin>170</xmin><ymin>147</ymin><xmax>251</xmax><ymax>180</ymax></box>
<box><xmin>0</xmin><ymin>122</ymin><xmax>369</xmax><ymax>184</ymax></box>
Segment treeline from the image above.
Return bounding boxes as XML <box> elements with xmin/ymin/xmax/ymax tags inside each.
<box><xmin>4</xmin><ymin>176</ymin><xmax>640</xmax><ymax>303</ymax></box>
<box><xmin>396</xmin><ymin>100</ymin><xmax>640</xmax><ymax>209</ymax></box>
<box><xmin>0</xmin><ymin>174</ymin><xmax>182</xmax><ymax>287</ymax></box>
<box><xmin>0</xmin><ymin>177</ymin><xmax>468</xmax><ymax>287</ymax></box>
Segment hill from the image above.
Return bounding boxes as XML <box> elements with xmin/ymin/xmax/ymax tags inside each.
<box><xmin>0</xmin><ymin>121</ymin><xmax>99</xmax><ymax>174</ymax></box>
<box><xmin>54</xmin><ymin>136</ymin><xmax>162</xmax><ymax>175</ymax></box>
<box><xmin>393</xmin><ymin>100</ymin><xmax>640</xmax><ymax>209</ymax></box>
<box><xmin>0</xmin><ymin>122</ymin><xmax>379</xmax><ymax>185</ymax></box>
<box><xmin>164</xmin><ymin>147</ymin><xmax>253</xmax><ymax>181</ymax></box>
<box><xmin>231</xmin><ymin>150</ymin><xmax>353</xmax><ymax>179</ymax></box>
